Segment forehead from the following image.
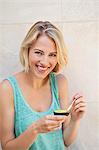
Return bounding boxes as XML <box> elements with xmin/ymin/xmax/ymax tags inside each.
<box><xmin>31</xmin><ymin>34</ymin><xmax>57</xmax><ymax>52</ymax></box>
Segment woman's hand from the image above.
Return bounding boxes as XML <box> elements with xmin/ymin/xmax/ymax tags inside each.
<box><xmin>34</xmin><ymin>115</ymin><xmax>66</xmax><ymax>134</ymax></box>
<box><xmin>71</xmin><ymin>93</ymin><xmax>86</xmax><ymax>121</ymax></box>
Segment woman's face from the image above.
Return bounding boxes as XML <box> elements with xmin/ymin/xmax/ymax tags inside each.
<box><xmin>28</xmin><ymin>34</ymin><xmax>57</xmax><ymax>79</ymax></box>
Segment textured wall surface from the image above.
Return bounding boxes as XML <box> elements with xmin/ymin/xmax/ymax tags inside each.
<box><xmin>0</xmin><ymin>0</ymin><xmax>99</xmax><ymax>150</ymax></box>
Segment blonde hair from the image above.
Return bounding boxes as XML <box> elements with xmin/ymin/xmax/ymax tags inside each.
<box><xmin>20</xmin><ymin>21</ymin><xmax>68</xmax><ymax>73</ymax></box>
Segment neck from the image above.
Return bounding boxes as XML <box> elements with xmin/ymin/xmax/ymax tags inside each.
<box><xmin>24</xmin><ymin>71</ymin><xmax>49</xmax><ymax>89</ymax></box>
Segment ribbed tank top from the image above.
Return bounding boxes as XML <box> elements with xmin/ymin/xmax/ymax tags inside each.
<box><xmin>7</xmin><ymin>73</ymin><xmax>65</xmax><ymax>150</ymax></box>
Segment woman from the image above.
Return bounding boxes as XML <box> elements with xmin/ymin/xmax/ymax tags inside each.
<box><xmin>0</xmin><ymin>21</ymin><xmax>86</xmax><ymax>150</ymax></box>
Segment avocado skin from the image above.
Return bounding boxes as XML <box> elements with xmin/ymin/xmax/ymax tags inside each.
<box><xmin>54</xmin><ymin>112</ymin><xmax>69</xmax><ymax>116</ymax></box>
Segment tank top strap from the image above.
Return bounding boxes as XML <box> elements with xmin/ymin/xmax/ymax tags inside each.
<box><xmin>49</xmin><ymin>73</ymin><xmax>60</xmax><ymax>107</ymax></box>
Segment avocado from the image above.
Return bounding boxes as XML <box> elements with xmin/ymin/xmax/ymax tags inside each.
<box><xmin>54</xmin><ymin>109</ymin><xmax>69</xmax><ymax>116</ymax></box>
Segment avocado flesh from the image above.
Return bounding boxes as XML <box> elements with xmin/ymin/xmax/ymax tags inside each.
<box><xmin>54</xmin><ymin>109</ymin><xmax>66</xmax><ymax>113</ymax></box>
<box><xmin>54</xmin><ymin>109</ymin><xmax>69</xmax><ymax>116</ymax></box>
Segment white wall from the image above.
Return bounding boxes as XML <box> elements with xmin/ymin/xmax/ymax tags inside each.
<box><xmin>0</xmin><ymin>0</ymin><xmax>99</xmax><ymax>150</ymax></box>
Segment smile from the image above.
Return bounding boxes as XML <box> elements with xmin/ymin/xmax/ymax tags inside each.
<box><xmin>36</xmin><ymin>65</ymin><xmax>50</xmax><ymax>73</ymax></box>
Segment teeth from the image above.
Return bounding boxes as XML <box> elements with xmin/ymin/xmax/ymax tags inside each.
<box><xmin>37</xmin><ymin>65</ymin><xmax>48</xmax><ymax>72</ymax></box>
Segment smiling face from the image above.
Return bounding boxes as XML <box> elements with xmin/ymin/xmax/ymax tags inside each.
<box><xmin>28</xmin><ymin>34</ymin><xmax>57</xmax><ymax>79</ymax></box>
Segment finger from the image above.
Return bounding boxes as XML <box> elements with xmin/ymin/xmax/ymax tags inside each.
<box><xmin>46</xmin><ymin>115</ymin><xmax>66</xmax><ymax>121</ymax></box>
<box><xmin>46</xmin><ymin>122</ymin><xmax>62</xmax><ymax>132</ymax></box>
<box><xmin>75</xmin><ymin>106</ymin><xmax>86</xmax><ymax>113</ymax></box>
<box><xmin>74</xmin><ymin>96</ymin><xmax>83</xmax><ymax>101</ymax></box>
<box><xmin>52</xmin><ymin>123</ymin><xmax>62</xmax><ymax>128</ymax></box>
<box><xmin>45</xmin><ymin>119</ymin><xmax>63</xmax><ymax>127</ymax></box>
<box><xmin>74</xmin><ymin>100</ymin><xmax>86</xmax><ymax>107</ymax></box>
<box><xmin>53</xmin><ymin>125</ymin><xmax>62</xmax><ymax>131</ymax></box>
<box><xmin>74</xmin><ymin>102</ymin><xmax>86</xmax><ymax>111</ymax></box>
<box><xmin>73</xmin><ymin>93</ymin><xmax>83</xmax><ymax>101</ymax></box>
<box><xmin>74</xmin><ymin>97</ymin><xmax>85</xmax><ymax>106</ymax></box>
<box><xmin>73</xmin><ymin>93</ymin><xmax>81</xmax><ymax>100</ymax></box>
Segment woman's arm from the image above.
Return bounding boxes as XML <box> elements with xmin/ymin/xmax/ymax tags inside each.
<box><xmin>57</xmin><ymin>74</ymin><xmax>86</xmax><ymax>147</ymax></box>
<box><xmin>0</xmin><ymin>80</ymin><xmax>38</xmax><ymax>150</ymax></box>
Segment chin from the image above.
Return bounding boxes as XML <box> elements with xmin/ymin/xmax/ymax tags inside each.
<box><xmin>30</xmin><ymin>66</ymin><xmax>54</xmax><ymax>79</ymax></box>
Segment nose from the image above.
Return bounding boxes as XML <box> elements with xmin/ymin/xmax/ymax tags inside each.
<box><xmin>39</xmin><ymin>56</ymin><xmax>49</xmax><ymax>67</ymax></box>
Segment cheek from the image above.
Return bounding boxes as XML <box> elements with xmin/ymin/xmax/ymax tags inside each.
<box><xmin>51</xmin><ymin>58</ymin><xmax>57</xmax><ymax>65</ymax></box>
<box><xmin>29</xmin><ymin>54</ymin><xmax>38</xmax><ymax>63</ymax></box>
<box><xmin>50</xmin><ymin>59</ymin><xmax>57</xmax><ymax>68</ymax></box>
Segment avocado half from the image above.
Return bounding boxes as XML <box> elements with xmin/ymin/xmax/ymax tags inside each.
<box><xmin>54</xmin><ymin>109</ymin><xmax>69</xmax><ymax>116</ymax></box>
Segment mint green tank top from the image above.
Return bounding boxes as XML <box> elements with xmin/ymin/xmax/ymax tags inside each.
<box><xmin>7</xmin><ymin>73</ymin><xmax>66</xmax><ymax>150</ymax></box>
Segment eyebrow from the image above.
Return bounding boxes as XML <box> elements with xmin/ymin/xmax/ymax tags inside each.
<box><xmin>34</xmin><ymin>49</ymin><xmax>57</xmax><ymax>53</ymax></box>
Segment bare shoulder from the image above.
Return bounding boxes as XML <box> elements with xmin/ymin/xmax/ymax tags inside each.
<box><xmin>0</xmin><ymin>79</ymin><xmax>13</xmax><ymax>96</ymax></box>
<box><xmin>0</xmin><ymin>79</ymin><xmax>14</xmax><ymax>108</ymax></box>
<box><xmin>56</xmin><ymin>73</ymin><xmax>68</xmax><ymax>100</ymax></box>
<box><xmin>56</xmin><ymin>73</ymin><xmax>68</xmax><ymax>88</ymax></box>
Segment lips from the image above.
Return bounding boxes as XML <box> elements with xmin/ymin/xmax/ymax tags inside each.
<box><xmin>36</xmin><ymin>65</ymin><xmax>49</xmax><ymax>73</ymax></box>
